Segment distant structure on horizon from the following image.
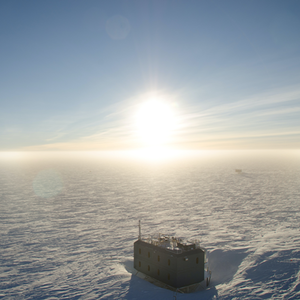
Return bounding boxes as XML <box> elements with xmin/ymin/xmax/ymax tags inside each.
<box><xmin>133</xmin><ymin>221</ymin><xmax>211</xmax><ymax>291</ymax></box>
<box><xmin>235</xmin><ymin>169</ymin><xmax>242</xmax><ymax>173</ymax></box>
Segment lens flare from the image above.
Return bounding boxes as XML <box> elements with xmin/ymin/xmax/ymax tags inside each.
<box><xmin>33</xmin><ymin>169</ymin><xmax>63</xmax><ymax>198</ymax></box>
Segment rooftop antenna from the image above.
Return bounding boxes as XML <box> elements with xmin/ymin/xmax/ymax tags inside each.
<box><xmin>138</xmin><ymin>220</ymin><xmax>141</xmax><ymax>240</ymax></box>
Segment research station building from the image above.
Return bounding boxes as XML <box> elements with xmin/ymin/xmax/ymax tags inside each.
<box><xmin>133</xmin><ymin>222</ymin><xmax>208</xmax><ymax>289</ymax></box>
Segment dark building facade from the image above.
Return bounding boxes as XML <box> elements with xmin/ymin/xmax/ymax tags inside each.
<box><xmin>133</xmin><ymin>238</ymin><xmax>206</xmax><ymax>288</ymax></box>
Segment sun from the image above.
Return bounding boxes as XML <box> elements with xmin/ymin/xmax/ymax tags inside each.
<box><xmin>135</xmin><ymin>98</ymin><xmax>176</xmax><ymax>147</ymax></box>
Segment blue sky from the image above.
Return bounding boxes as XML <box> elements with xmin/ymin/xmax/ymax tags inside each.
<box><xmin>1</xmin><ymin>0</ymin><xmax>300</xmax><ymax>151</ymax></box>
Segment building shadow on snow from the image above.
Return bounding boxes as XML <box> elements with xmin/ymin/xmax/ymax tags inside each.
<box><xmin>207</xmin><ymin>248</ymin><xmax>249</xmax><ymax>285</ymax></box>
<box><xmin>121</xmin><ymin>259</ymin><xmax>218</xmax><ymax>300</ymax></box>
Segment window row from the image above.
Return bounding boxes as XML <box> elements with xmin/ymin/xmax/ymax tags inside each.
<box><xmin>138</xmin><ymin>249</ymin><xmax>200</xmax><ymax>265</ymax></box>
<box><xmin>138</xmin><ymin>261</ymin><xmax>170</xmax><ymax>280</ymax></box>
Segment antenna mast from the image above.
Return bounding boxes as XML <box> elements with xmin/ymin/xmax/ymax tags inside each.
<box><xmin>138</xmin><ymin>220</ymin><xmax>141</xmax><ymax>240</ymax></box>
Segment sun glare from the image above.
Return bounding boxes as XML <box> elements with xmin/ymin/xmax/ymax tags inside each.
<box><xmin>135</xmin><ymin>98</ymin><xmax>176</xmax><ymax>147</ymax></box>
<box><xmin>0</xmin><ymin>152</ymin><xmax>25</xmax><ymax>160</ymax></box>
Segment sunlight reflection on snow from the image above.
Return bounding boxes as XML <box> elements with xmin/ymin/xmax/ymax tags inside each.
<box><xmin>1</xmin><ymin>151</ymin><xmax>300</xmax><ymax>299</ymax></box>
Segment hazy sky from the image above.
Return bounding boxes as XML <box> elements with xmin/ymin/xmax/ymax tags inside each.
<box><xmin>1</xmin><ymin>0</ymin><xmax>300</xmax><ymax>151</ymax></box>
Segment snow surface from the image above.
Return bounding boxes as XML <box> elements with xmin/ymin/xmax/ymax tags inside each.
<box><xmin>0</xmin><ymin>151</ymin><xmax>300</xmax><ymax>299</ymax></box>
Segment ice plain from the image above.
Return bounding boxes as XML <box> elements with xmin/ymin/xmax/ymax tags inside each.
<box><xmin>0</xmin><ymin>150</ymin><xmax>299</xmax><ymax>299</ymax></box>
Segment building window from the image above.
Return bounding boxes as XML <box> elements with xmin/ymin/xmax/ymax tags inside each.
<box><xmin>157</xmin><ymin>255</ymin><xmax>160</xmax><ymax>262</ymax></box>
<box><xmin>139</xmin><ymin>248</ymin><xmax>141</xmax><ymax>255</ymax></box>
<box><xmin>157</xmin><ymin>269</ymin><xmax>160</xmax><ymax>275</ymax></box>
<box><xmin>168</xmin><ymin>274</ymin><xmax>170</xmax><ymax>280</ymax></box>
<box><xmin>148</xmin><ymin>252</ymin><xmax>150</xmax><ymax>258</ymax></box>
<box><xmin>196</xmin><ymin>257</ymin><xmax>199</xmax><ymax>264</ymax></box>
<box><xmin>148</xmin><ymin>265</ymin><xmax>150</xmax><ymax>271</ymax></box>
<box><xmin>168</xmin><ymin>259</ymin><xmax>170</xmax><ymax>266</ymax></box>
<box><xmin>139</xmin><ymin>261</ymin><xmax>141</xmax><ymax>267</ymax></box>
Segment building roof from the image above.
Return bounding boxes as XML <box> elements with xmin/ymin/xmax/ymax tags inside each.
<box><xmin>134</xmin><ymin>235</ymin><xmax>205</xmax><ymax>256</ymax></box>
